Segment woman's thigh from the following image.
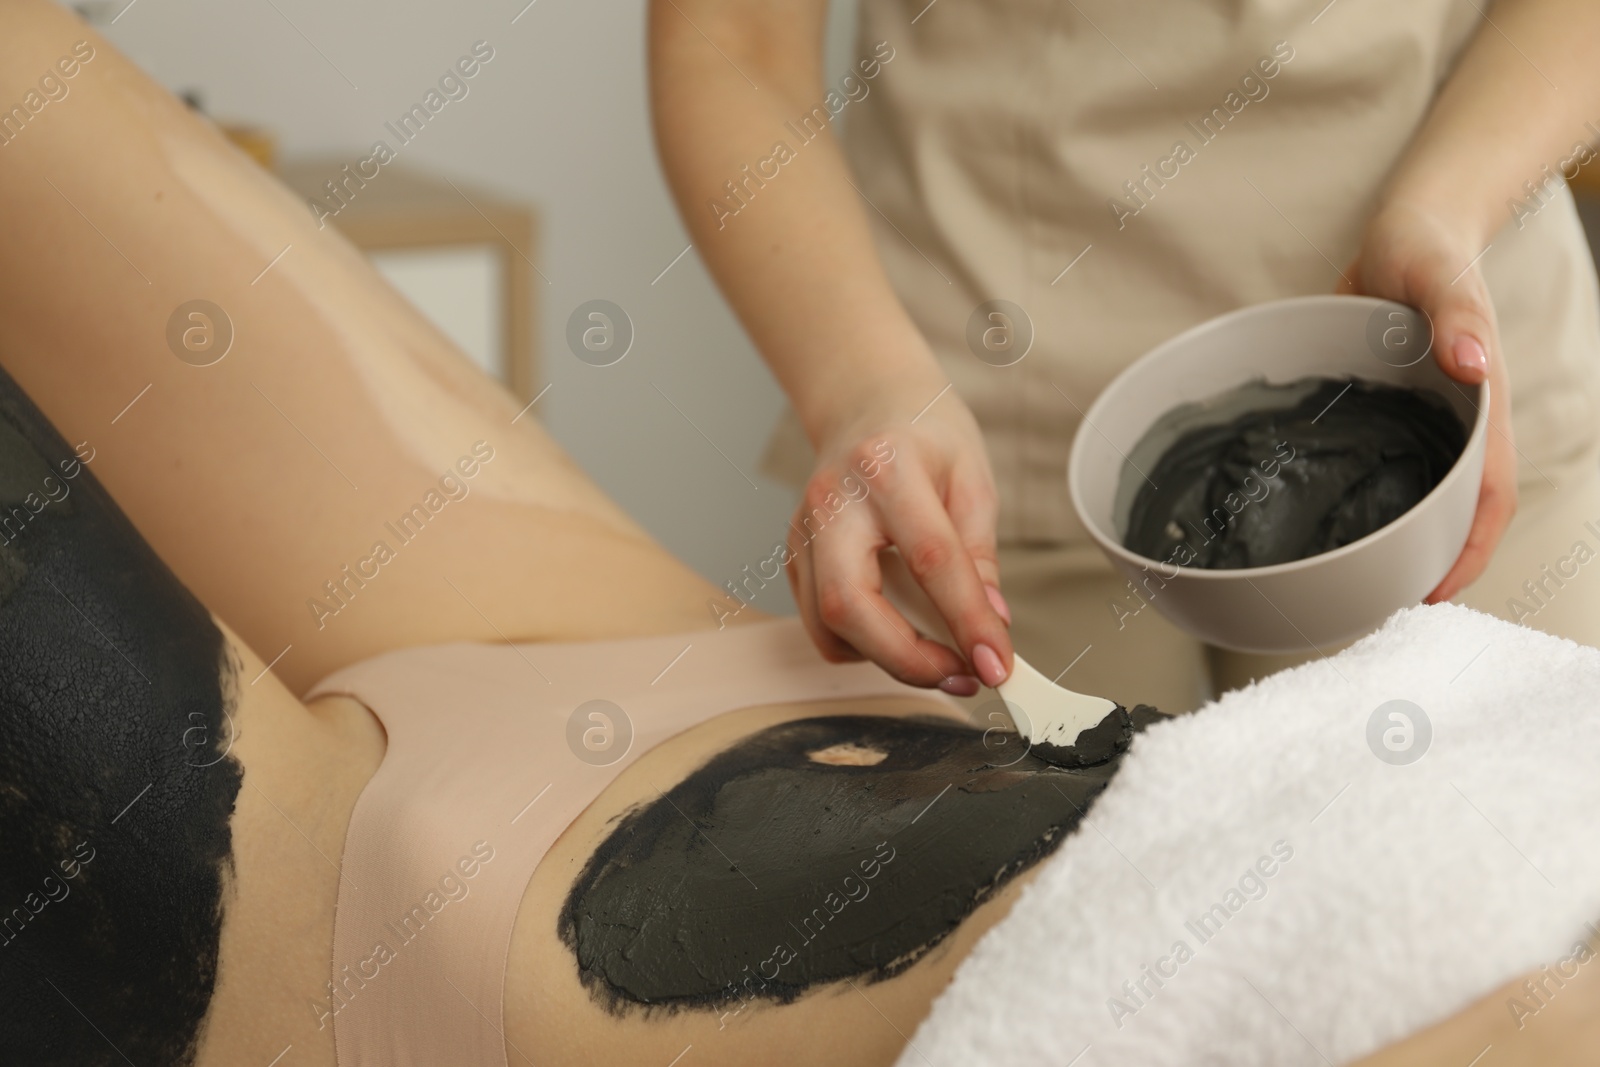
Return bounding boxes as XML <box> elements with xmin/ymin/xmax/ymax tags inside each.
<box><xmin>0</xmin><ymin>1</ymin><xmax>721</xmax><ymax>694</ymax></box>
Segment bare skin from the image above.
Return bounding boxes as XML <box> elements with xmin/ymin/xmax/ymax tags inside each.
<box><xmin>0</xmin><ymin>5</ymin><xmax>1594</xmax><ymax>1065</ymax></box>
<box><xmin>1349</xmin><ymin>938</ymin><xmax>1600</xmax><ymax>1067</ymax></box>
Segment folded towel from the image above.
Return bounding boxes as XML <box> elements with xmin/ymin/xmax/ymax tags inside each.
<box><xmin>900</xmin><ymin>603</ymin><xmax>1600</xmax><ymax>1066</ymax></box>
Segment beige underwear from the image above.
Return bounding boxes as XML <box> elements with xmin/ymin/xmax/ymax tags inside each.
<box><xmin>303</xmin><ymin>616</ymin><xmax>956</xmax><ymax>1067</ymax></box>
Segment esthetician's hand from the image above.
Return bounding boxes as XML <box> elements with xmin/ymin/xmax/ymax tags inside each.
<box><xmin>784</xmin><ymin>388</ymin><xmax>1013</xmax><ymax>694</ymax></box>
<box><xmin>1339</xmin><ymin>200</ymin><xmax>1517</xmax><ymax>604</ymax></box>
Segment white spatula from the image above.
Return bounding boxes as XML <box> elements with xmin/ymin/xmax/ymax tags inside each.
<box><xmin>997</xmin><ymin>652</ymin><xmax>1121</xmax><ymax>748</ymax></box>
<box><xmin>873</xmin><ymin>546</ymin><xmax>1126</xmax><ymax>748</ymax></box>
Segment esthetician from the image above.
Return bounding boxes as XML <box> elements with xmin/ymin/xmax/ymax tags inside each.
<box><xmin>650</xmin><ymin>0</ymin><xmax>1600</xmax><ymax>711</ymax></box>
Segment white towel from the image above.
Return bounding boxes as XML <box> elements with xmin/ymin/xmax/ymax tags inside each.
<box><xmin>899</xmin><ymin>603</ymin><xmax>1600</xmax><ymax>1067</ymax></box>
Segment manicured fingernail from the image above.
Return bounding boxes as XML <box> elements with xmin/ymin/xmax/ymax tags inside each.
<box><xmin>937</xmin><ymin>674</ymin><xmax>980</xmax><ymax>696</ymax></box>
<box><xmin>1454</xmin><ymin>336</ymin><xmax>1487</xmax><ymax>375</ymax></box>
<box><xmin>985</xmin><ymin>584</ymin><xmax>1012</xmax><ymax>625</ymax></box>
<box><xmin>972</xmin><ymin>642</ymin><xmax>1007</xmax><ymax>687</ymax></box>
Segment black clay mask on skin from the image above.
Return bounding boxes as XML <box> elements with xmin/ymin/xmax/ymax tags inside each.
<box><xmin>1120</xmin><ymin>376</ymin><xmax>1467</xmax><ymax>570</ymax></box>
<box><xmin>559</xmin><ymin>707</ymin><xmax>1164</xmax><ymax>1014</ymax></box>
<box><xmin>0</xmin><ymin>361</ymin><xmax>241</xmax><ymax>1067</ymax></box>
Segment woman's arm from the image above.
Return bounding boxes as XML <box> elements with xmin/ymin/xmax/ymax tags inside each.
<box><xmin>1383</xmin><ymin>0</ymin><xmax>1600</xmax><ymax>251</ymax></box>
<box><xmin>1344</xmin><ymin>0</ymin><xmax>1600</xmax><ymax>604</ymax></box>
<box><xmin>649</xmin><ymin>0</ymin><xmax>1014</xmax><ymax>691</ymax></box>
<box><xmin>648</xmin><ymin>0</ymin><xmax>935</xmax><ymax>448</ymax></box>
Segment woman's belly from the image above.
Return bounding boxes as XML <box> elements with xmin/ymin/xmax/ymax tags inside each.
<box><xmin>194</xmin><ymin>679</ymin><xmax>385</xmax><ymax>1067</ymax></box>
<box><xmin>196</xmin><ymin>676</ymin><xmax>1600</xmax><ymax>1067</ymax></box>
<box><xmin>505</xmin><ymin>693</ymin><xmax>1080</xmax><ymax>1067</ymax></box>
<box><xmin>198</xmin><ymin>682</ymin><xmax>1040</xmax><ymax>1067</ymax></box>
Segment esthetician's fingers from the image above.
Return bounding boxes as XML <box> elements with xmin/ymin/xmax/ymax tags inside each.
<box><xmin>785</xmin><ymin>502</ymin><xmax>865</xmax><ymax>665</ymax></box>
<box><xmin>806</xmin><ymin>501</ymin><xmax>973</xmax><ymax>687</ymax></box>
<box><xmin>946</xmin><ymin>455</ymin><xmax>1007</xmax><ymax>614</ymax></box>
<box><xmin>870</xmin><ymin>460</ymin><xmax>1014</xmax><ymax>688</ymax></box>
<box><xmin>1427</xmin><ymin>404</ymin><xmax>1517</xmax><ymax>602</ymax></box>
<box><xmin>1424</xmin><ymin>422</ymin><xmax>1516</xmax><ymax>602</ymax></box>
<box><xmin>1418</xmin><ymin>261</ymin><xmax>1518</xmax><ymax>601</ymax></box>
<box><xmin>1347</xmin><ymin>205</ymin><xmax>1518</xmax><ymax>601</ymax></box>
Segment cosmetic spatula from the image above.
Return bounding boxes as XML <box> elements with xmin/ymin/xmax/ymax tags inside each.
<box><xmin>996</xmin><ymin>653</ymin><xmax>1133</xmax><ymax>765</ymax></box>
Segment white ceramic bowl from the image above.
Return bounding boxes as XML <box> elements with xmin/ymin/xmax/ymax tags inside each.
<box><xmin>1067</xmin><ymin>295</ymin><xmax>1489</xmax><ymax>654</ymax></box>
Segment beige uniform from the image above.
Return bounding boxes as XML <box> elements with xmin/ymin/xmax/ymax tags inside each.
<box><xmin>762</xmin><ymin>0</ymin><xmax>1600</xmax><ymax>711</ymax></box>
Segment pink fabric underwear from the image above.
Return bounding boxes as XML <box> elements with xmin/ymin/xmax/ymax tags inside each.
<box><xmin>302</xmin><ymin>616</ymin><xmax>957</xmax><ymax>1067</ymax></box>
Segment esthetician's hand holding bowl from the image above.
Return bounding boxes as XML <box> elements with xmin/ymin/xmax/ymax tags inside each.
<box><xmin>1070</xmin><ymin>294</ymin><xmax>1492</xmax><ymax>654</ymax></box>
<box><xmin>1339</xmin><ymin>195</ymin><xmax>1518</xmax><ymax>606</ymax></box>
<box><xmin>783</xmin><ymin>378</ymin><xmax>1013</xmax><ymax>697</ymax></box>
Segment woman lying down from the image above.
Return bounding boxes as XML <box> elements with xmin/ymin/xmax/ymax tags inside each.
<box><xmin>2</xmin><ymin>5</ymin><xmax>1599</xmax><ymax>1065</ymax></box>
